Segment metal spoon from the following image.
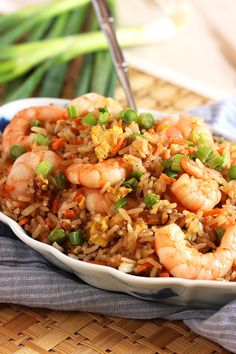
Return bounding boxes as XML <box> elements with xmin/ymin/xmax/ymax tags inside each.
<box><xmin>91</xmin><ymin>0</ymin><xmax>137</xmax><ymax>110</ymax></box>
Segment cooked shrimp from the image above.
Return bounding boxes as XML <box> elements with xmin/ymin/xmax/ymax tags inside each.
<box><xmin>2</xmin><ymin>105</ymin><xmax>67</xmax><ymax>156</ymax></box>
<box><xmin>5</xmin><ymin>151</ymin><xmax>62</xmax><ymax>199</ymax></box>
<box><xmin>66</xmin><ymin>158</ymin><xmax>127</xmax><ymax>188</ymax></box>
<box><xmin>70</xmin><ymin>93</ymin><xmax>123</xmax><ymax>116</ymax></box>
<box><xmin>82</xmin><ymin>188</ymin><xmax>113</xmax><ymax>214</ymax></box>
<box><xmin>155</xmin><ymin>223</ymin><xmax>236</xmax><ymax>280</ymax></box>
<box><xmin>171</xmin><ymin>173</ymin><xmax>221</xmax><ymax>212</ymax></box>
<box><xmin>157</xmin><ymin>115</ymin><xmax>214</xmax><ymax>144</ymax></box>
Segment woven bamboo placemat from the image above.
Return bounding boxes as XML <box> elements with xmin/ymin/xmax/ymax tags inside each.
<box><xmin>0</xmin><ymin>68</ymin><xmax>229</xmax><ymax>354</ymax></box>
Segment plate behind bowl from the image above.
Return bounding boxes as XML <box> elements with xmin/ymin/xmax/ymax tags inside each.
<box><xmin>0</xmin><ymin>97</ymin><xmax>235</xmax><ymax>308</ymax></box>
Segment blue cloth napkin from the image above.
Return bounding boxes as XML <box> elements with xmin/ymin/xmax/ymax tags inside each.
<box><xmin>0</xmin><ymin>99</ymin><xmax>236</xmax><ymax>353</ymax></box>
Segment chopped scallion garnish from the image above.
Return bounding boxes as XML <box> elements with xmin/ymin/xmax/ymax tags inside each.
<box><xmin>114</xmin><ymin>197</ymin><xmax>128</xmax><ymax>211</ymax></box>
<box><xmin>162</xmin><ymin>159</ymin><xmax>172</xmax><ymax>169</ymax></box>
<box><xmin>123</xmin><ymin>178</ymin><xmax>138</xmax><ymax>191</ymax></box>
<box><xmin>171</xmin><ymin>154</ymin><xmax>185</xmax><ymax>172</ymax></box>
<box><xmin>30</xmin><ymin>119</ymin><xmax>41</xmax><ymax>128</ymax></box>
<box><xmin>144</xmin><ymin>193</ymin><xmax>159</xmax><ymax>209</ymax></box>
<box><xmin>55</xmin><ymin>172</ymin><xmax>68</xmax><ymax>190</ymax></box>
<box><xmin>35</xmin><ymin>160</ymin><xmax>53</xmax><ymax>177</ymax></box>
<box><xmin>68</xmin><ymin>230</ymin><xmax>84</xmax><ymax>245</ymax></box>
<box><xmin>99</xmin><ymin>106</ymin><xmax>109</xmax><ymax>113</ymax></box>
<box><xmin>33</xmin><ymin>133</ymin><xmax>50</xmax><ymax>146</ymax></box>
<box><xmin>67</xmin><ymin>105</ymin><xmax>79</xmax><ymax>118</ymax></box>
<box><xmin>129</xmin><ymin>170</ymin><xmax>143</xmax><ymax>181</ymax></box>
<box><xmin>98</xmin><ymin>111</ymin><xmax>109</xmax><ymax>125</ymax></box>
<box><xmin>215</xmin><ymin>228</ymin><xmax>225</xmax><ymax>246</ymax></box>
<box><xmin>166</xmin><ymin>170</ymin><xmax>178</xmax><ymax>178</ymax></box>
<box><xmin>48</xmin><ymin>228</ymin><xmax>66</xmax><ymax>243</ymax></box>
<box><xmin>82</xmin><ymin>113</ymin><xmax>97</xmax><ymax>126</ymax></box>
<box><xmin>228</xmin><ymin>165</ymin><xmax>236</xmax><ymax>180</ymax></box>
<box><xmin>9</xmin><ymin>144</ymin><xmax>26</xmax><ymax>160</ymax></box>
<box><xmin>195</xmin><ymin>146</ymin><xmax>213</xmax><ymax>164</ymax></box>
<box><xmin>207</xmin><ymin>154</ymin><xmax>227</xmax><ymax>171</ymax></box>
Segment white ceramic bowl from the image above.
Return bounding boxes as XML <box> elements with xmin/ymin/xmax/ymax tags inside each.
<box><xmin>0</xmin><ymin>97</ymin><xmax>235</xmax><ymax>308</ymax></box>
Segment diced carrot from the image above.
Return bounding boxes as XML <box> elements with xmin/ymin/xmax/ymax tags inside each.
<box><xmin>159</xmin><ymin>272</ymin><xmax>170</xmax><ymax>277</ymax></box>
<box><xmin>112</xmin><ymin>136</ymin><xmax>125</xmax><ymax>155</ymax></box>
<box><xmin>203</xmin><ymin>208</ymin><xmax>223</xmax><ymax>217</ymax></box>
<box><xmin>76</xmin><ymin>124</ymin><xmax>87</xmax><ymax>131</ymax></box>
<box><xmin>74</xmin><ymin>117</ymin><xmax>82</xmax><ymax>123</ymax></box>
<box><xmin>62</xmin><ymin>210</ymin><xmax>76</xmax><ymax>218</ymax></box>
<box><xmin>19</xmin><ymin>218</ymin><xmax>29</xmax><ymax>226</ymax></box>
<box><xmin>118</xmin><ymin>119</ymin><xmax>123</xmax><ymax>127</ymax></box>
<box><xmin>4</xmin><ymin>185</ymin><xmax>15</xmax><ymax>193</ymax></box>
<box><xmin>52</xmin><ymin>198</ymin><xmax>59</xmax><ymax>214</ymax></box>
<box><xmin>148</xmin><ymin>128</ymin><xmax>155</xmax><ymax>134</ymax></box>
<box><xmin>171</xmin><ymin>138</ymin><xmax>189</xmax><ymax>145</ymax></box>
<box><xmin>74</xmin><ymin>190</ymin><xmax>83</xmax><ymax>202</ymax></box>
<box><xmin>71</xmin><ymin>137</ymin><xmax>78</xmax><ymax>145</ymax></box>
<box><xmin>51</xmin><ymin>138</ymin><xmax>65</xmax><ymax>151</ymax></box>
<box><xmin>135</xmin><ymin>262</ymin><xmax>152</xmax><ymax>273</ymax></box>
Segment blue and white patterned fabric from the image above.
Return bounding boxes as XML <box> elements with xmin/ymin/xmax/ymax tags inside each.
<box><xmin>0</xmin><ymin>100</ymin><xmax>235</xmax><ymax>353</ymax></box>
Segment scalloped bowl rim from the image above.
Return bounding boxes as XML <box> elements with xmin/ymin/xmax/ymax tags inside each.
<box><xmin>0</xmin><ymin>97</ymin><xmax>235</xmax><ymax>292</ymax></box>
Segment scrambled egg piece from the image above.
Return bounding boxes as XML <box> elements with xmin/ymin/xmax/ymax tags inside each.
<box><xmin>89</xmin><ymin>217</ymin><xmax>110</xmax><ymax>247</ymax></box>
<box><xmin>91</xmin><ymin>125</ymin><xmax>123</xmax><ymax>161</ymax></box>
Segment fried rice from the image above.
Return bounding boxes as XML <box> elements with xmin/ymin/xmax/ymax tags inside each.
<box><xmin>0</xmin><ymin>93</ymin><xmax>236</xmax><ymax>281</ymax></box>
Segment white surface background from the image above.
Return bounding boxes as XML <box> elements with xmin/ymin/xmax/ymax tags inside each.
<box><xmin>1</xmin><ymin>0</ymin><xmax>236</xmax><ymax>100</ymax></box>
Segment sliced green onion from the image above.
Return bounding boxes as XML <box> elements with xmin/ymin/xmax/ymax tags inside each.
<box><xmin>67</xmin><ymin>105</ymin><xmax>79</xmax><ymax>118</ymax></box>
<box><xmin>197</xmin><ymin>133</ymin><xmax>212</xmax><ymax>146</ymax></box>
<box><xmin>195</xmin><ymin>146</ymin><xmax>213</xmax><ymax>164</ymax></box>
<box><xmin>35</xmin><ymin>160</ymin><xmax>53</xmax><ymax>177</ymax></box>
<box><xmin>207</xmin><ymin>154</ymin><xmax>227</xmax><ymax>171</ymax></box>
<box><xmin>82</xmin><ymin>113</ymin><xmax>97</xmax><ymax>126</ymax></box>
<box><xmin>166</xmin><ymin>170</ymin><xmax>178</xmax><ymax>178</ymax></box>
<box><xmin>55</xmin><ymin>173</ymin><xmax>68</xmax><ymax>190</ymax></box>
<box><xmin>99</xmin><ymin>106</ymin><xmax>109</xmax><ymax>113</ymax></box>
<box><xmin>138</xmin><ymin>112</ymin><xmax>154</xmax><ymax>130</ymax></box>
<box><xmin>48</xmin><ymin>228</ymin><xmax>66</xmax><ymax>243</ymax></box>
<box><xmin>120</xmin><ymin>109</ymin><xmax>138</xmax><ymax>124</ymax></box>
<box><xmin>98</xmin><ymin>111</ymin><xmax>109</xmax><ymax>125</ymax></box>
<box><xmin>9</xmin><ymin>144</ymin><xmax>26</xmax><ymax>160</ymax></box>
<box><xmin>114</xmin><ymin>197</ymin><xmax>128</xmax><ymax>211</ymax></box>
<box><xmin>33</xmin><ymin>133</ymin><xmax>50</xmax><ymax>146</ymax></box>
<box><xmin>162</xmin><ymin>159</ymin><xmax>172</xmax><ymax>169</ymax></box>
<box><xmin>130</xmin><ymin>132</ymin><xmax>141</xmax><ymax>141</ymax></box>
<box><xmin>228</xmin><ymin>165</ymin><xmax>236</xmax><ymax>180</ymax></box>
<box><xmin>123</xmin><ymin>178</ymin><xmax>138</xmax><ymax>191</ymax></box>
<box><xmin>171</xmin><ymin>154</ymin><xmax>185</xmax><ymax>172</ymax></box>
<box><xmin>68</xmin><ymin>230</ymin><xmax>84</xmax><ymax>245</ymax></box>
<box><xmin>30</xmin><ymin>119</ymin><xmax>41</xmax><ymax>127</ymax></box>
<box><xmin>144</xmin><ymin>193</ymin><xmax>159</xmax><ymax>209</ymax></box>
<box><xmin>129</xmin><ymin>170</ymin><xmax>143</xmax><ymax>181</ymax></box>
<box><xmin>215</xmin><ymin>228</ymin><xmax>225</xmax><ymax>246</ymax></box>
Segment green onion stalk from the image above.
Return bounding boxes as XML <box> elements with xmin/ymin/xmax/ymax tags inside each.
<box><xmin>39</xmin><ymin>5</ymin><xmax>89</xmax><ymax>98</ymax></box>
<box><xmin>75</xmin><ymin>1</ymin><xmax>116</xmax><ymax>98</ymax></box>
<box><xmin>0</xmin><ymin>0</ymin><xmax>91</xmax><ymax>45</ymax></box>
<box><xmin>0</xmin><ymin>24</ymin><xmax>163</xmax><ymax>84</ymax></box>
<box><xmin>4</xmin><ymin>5</ymin><xmax>89</xmax><ymax>102</ymax></box>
